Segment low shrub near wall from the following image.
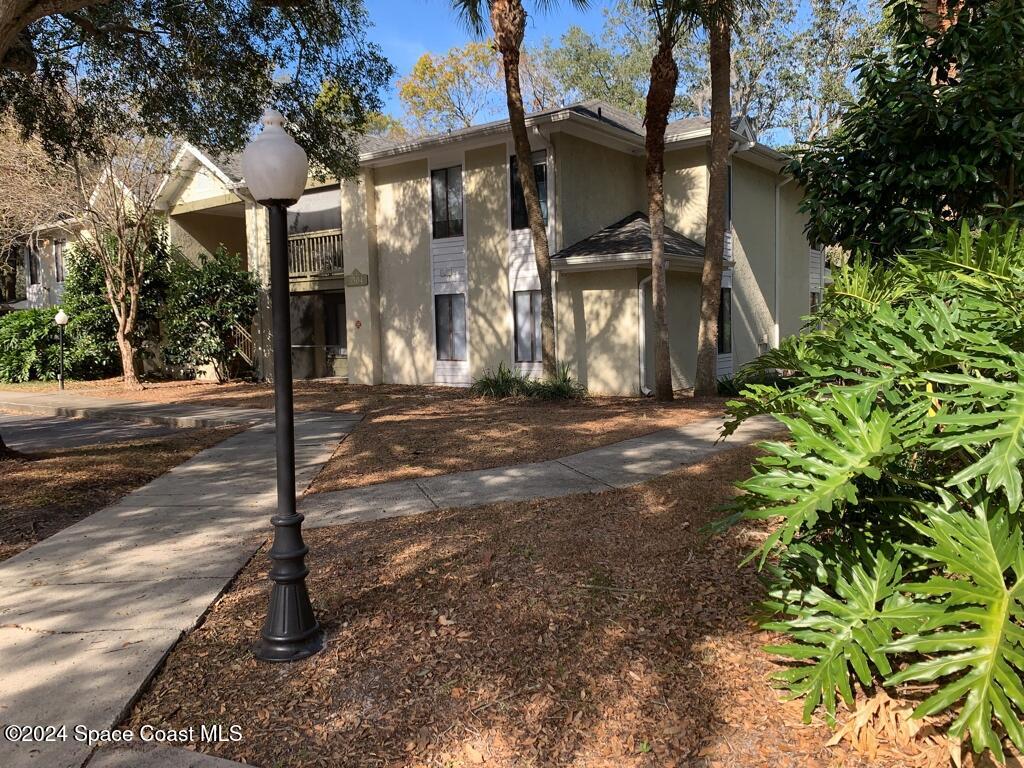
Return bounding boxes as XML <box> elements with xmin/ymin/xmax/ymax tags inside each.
<box><xmin>471</xmin><ymin>362</ymin><xmax>586</xmax><ymax>400</ymax></box>
<box><xmin>0</xmin><ymin>308</ymin><xmax>59</xmax><ymax>382</ymax></box>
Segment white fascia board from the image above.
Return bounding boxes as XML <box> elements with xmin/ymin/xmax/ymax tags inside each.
<box><xmin>552</xmin><ymin>252</ymin><xmax>704</xmax><ymax>273</ymax></box>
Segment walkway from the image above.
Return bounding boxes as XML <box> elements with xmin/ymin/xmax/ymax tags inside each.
<box><xmin>300</xmin><ymin>414</ymin><xmax>778</xmax><ymax>529</ymax></box>
<box><xmin>0</xmin><ymin>390</ymin><xmax>272</xmax><ymax>428</ymax></box>
<box><xmin>0</xmin><ymin>408</ymin><xmax>361</xmax><ymax>768</ymax></box>
<box><xmin>0</xmin><ymin>393</ymin><xmax>776</xmax><ymax>768</ymax></box>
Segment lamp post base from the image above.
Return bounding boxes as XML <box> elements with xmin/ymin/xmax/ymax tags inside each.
<box><xmin>254</xmin><ymin>630</ymin><xmax>325</xmax><ymax>663</ymax></box>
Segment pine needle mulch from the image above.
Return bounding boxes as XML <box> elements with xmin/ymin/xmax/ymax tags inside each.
<box><xmin>126</xmin><ymin>444</ymin><xmax>959</xmax><ymax>768</ymax></box>
<box><xmin>0</xmin><ymin>426</ymin><xmax>241</xmax><ymax>562</ymax></box>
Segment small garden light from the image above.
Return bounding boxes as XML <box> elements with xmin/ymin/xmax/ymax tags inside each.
<box><xmin>241</xmin><ymin>109</ymin><xmax>323</xmax><ymax>662</ymax></box>
<box><xmin>54</xmin><ymin>308</ymin><xmax>69</xmax><ymax>390</ymax></box>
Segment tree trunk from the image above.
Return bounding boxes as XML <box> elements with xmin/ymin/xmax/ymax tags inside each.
<box><xmin>115</xmin><ymin>325</ymin><xmax>141</xmax><ymax>388</ymax></box>
<box><xmin>492</xmin><ymin>0</ymin><xmax>557</xmax><ymax>379</ymax></box>
<box><xmin>644</xmin><ymin>39</ymin><xmax>678</xmax><ymax>402</ymax></box>
<box><xmin>694</xmin><ymin>14</ymin><xmax>731</xmax><ymax>397</ymax></box>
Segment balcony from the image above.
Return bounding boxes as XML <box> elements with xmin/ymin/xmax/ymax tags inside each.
<box><xmin>288</xmin><ymin>228</ymin><xmax>343</xmax><ymax>279</ymax></box>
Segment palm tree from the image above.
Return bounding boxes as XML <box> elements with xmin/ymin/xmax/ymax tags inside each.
<box><xmin>637</xmin><ymin>1</ymin><xmax>698</xmax><ymax>402</ymax></box>
<box><xmin>452</xmin><ymin>0</ymin><xmax>588</xmax><ymax>380</ymax></box>
<box><xmin>694</xmin><ymin>0</ymin><xmax>741</xmax><ymax>396</ymax></box>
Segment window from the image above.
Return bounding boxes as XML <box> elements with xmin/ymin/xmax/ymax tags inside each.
<box><xmin>718</xmin><ymin>287</ymin><xmax>732</xmax><ymax>354</ymax></box>
<box><xmin>810</xmin><ymin>291</ymin><xmax>821</xmax><ymax>312</ymax></box>
<box><xmin>514</xmin><ymin>289</ymin><xmax>543</xmax><ymax>363</ymax></box>
<box><xmin>431</xmin><ymin>166</ymin><xmax>463</xmax><ymax>239</ymax></box>
<box><xmin>54</xmin><ymin>240</ymin><xmax>66</xmax><ymax>283</ymax></box>
<box><xmin>28</xmin><ymin>247</ymin><xmax>40</xmax><ymax>285</ymax></box>
<box><xmin>435</xmin><ymin>293</ymin><xmax>467</xmax><ymax>361</ymax></box>
<box><xmin>510</xmin><ymin>150</ymin><xmax>547</xmax><ymax>231</ymax></box>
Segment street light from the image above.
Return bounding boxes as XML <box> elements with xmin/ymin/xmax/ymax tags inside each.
<box><xmin>54</xmin><ymin>309</ymin><xmax>69</xmax><ymax>391</ymax></box>
<box><xmin>241</xmin><ymin>109</ymin><xmax>324</xmax><ymax>662</ymax></box>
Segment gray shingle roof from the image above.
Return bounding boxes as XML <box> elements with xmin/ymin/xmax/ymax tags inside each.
<box><xmin>554</xmin><ymin>212</ymin><xmax>705</xmax><ymax>261</ymax></box>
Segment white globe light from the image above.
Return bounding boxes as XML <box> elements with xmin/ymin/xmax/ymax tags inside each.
<box><xmin>54</xmin><ymin>309</ymin><xmax>69</xmax><ymax>326</ymax></box>
<box><xmin>241</xmin><ymin>109</ymin><xmax>309</xmax><ymax>205</ymax></box>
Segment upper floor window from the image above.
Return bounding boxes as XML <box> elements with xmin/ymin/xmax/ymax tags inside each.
<box><xmin>54</xmin><ymin>240</ymin><xmax>66</xmax><ymax>283</ymax></box>
<box><xmin>510</xmin><ymin>150</ymin><xmax>547</xmax><ymax>231</ymax></box>
<box><xmin>431</xmin><ymin>166</ymin><xmax>463</xmax><ymax>239</ymax></box>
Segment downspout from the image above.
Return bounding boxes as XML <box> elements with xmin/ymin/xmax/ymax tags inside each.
<box><xmin>638</xmin><ymin>274</ymin><xmax>653</xmax><ymax>396</ymax></box>
<box><xmin>774</xmin><ymin>176</ymin><xmax>795</xmax><ymax>348</ymax></box>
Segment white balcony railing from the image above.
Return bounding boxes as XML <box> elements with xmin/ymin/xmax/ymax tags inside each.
<box><xmin>288</xmin><ymin>228</ymin><xmax>343</xmax><ymax>278</ymax></box>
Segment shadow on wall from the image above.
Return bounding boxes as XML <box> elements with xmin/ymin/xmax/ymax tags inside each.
<box><xmin>374</xmin><ymin>160</ymin><xmax>434</xmax><ymax>385</ymax></box>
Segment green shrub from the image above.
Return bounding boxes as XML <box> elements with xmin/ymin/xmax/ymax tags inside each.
<box><xmin>471</xmin><ymin>362</ymin><xmax>587</xmax><ymax>400</ymax></box>
<box><xmin>0</xmin><ymin>308</ymin><xmax>59</xmax><ymax>382</ymax></box>
<box><xmin>61</xmin><ymin>246</ymin><xmax>119</xmax><ymax>379</ymax></box>
<box><xmin>718</xmin><ymin>222</ymin><xmax>1024</xmax><ymax>763</ymax></box>
<box><xmin>161</xmin><ymin>247</ymin><xmax>260</xmax><ymax>382</ymax></box>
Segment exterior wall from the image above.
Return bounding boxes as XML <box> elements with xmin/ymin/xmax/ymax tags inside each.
<box><xmin>554</xmin><ymin>133</ymin><xmax>645</xmax><ymax>250</ymax></box>
<box><xmin>374</xmin><ymin>159</ymin><xmax>434</xmax><ymax>385</ymax></box>
<box><xmin>174</xmin><ymin>163</ymin><xmax>231</xmax><ymax>206</ymax></box>
<box><xmin>730</xmin><ymin>157</ymin><xmax>777</xmax><ymax>368</ymax></box>
<box><xmin>342</xmin><ymin>170</ymin><xmax>382</xmax><ymax>385</ymax></box>
<box><xmin>555</xmin><ymin>268</ymin><xmax>640</xmax><ymax>396</ymax></box>
<box><xmin>22</xmin><ymin>231</ymin><xmax>71</xmax><ymax>308</ymax></box>
<box><xmin>667</xmin><ymin>271</ymin><xmax>701</xmax><ymax>389</ymax></box>
<box><xmin>465</xmin><ymin>143</ymin><xmax>511</xmax><ymax>380</ymax></box>
<box><xmin>169</xmin><ymin>209</ymin><xmax>248</xmax><ymax>266</ymax></box>
<box><xmin>778</xmin><ymin>181</ymin><xmax>810</xmax><ymax>339</ymax></box>
<box><xmin>664</xmin><ymin>146</ymin><xmax>709</xmax><ymax>243</ymax></box>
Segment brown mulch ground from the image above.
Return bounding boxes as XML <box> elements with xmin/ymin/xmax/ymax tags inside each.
<box><xmin>0</xmin><ymin>425</ymin><xmax>241</xmax><ymax>562</ymax></box>
<box><xmin>126</xmin><ymin>445</ymin><xmax>933</xmax><ymax>768</ymax></box>
<box><xmin>1</xmin><ymin>379</ymin><xmax>724</xmax><ymax>493</ymax></box>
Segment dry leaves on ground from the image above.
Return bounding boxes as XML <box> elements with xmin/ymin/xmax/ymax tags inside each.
<box><xmin>1</xmin><ymin>379</ymin><xmax>724</xmax><ymax>493</ymax></box>
<box><xmin>0</xmin><ymin>425</ymin><xmax>240</xmax><ymax>561</ymax></box>
<box><xmin>127</xmin><ymin>445</ymin><xmax>951</xmax><ymax>768</ymax></box>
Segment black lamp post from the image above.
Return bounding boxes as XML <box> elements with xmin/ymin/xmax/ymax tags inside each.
<box><xmin>241</xmin><ymin>109</ymin><xmax>324</xmax><ymax>662</ymax></box>
<box><xmin>54</xmin><ymin>309</ymin><xmax>68</xmax><ymax>390</ymax></box>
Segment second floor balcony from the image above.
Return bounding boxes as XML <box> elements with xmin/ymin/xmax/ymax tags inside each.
<box><xmin>289</xmin><ymin>228</ymin><xmax>343</xmax><ymax>279</ymax></box>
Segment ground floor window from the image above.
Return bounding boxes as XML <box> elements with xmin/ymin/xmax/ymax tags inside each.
<box><xmin>28</xmin><ymin>247</ymin><xmax>40</xmax><ymax>285</ymax></box>
<box><xmin>435</xmin><ymin>293</ymin><xmax>467</xmax><ymax>361</ymax></box>
<box><xmin>810</xmin><ymin>291</ymin><xmax>821</xmax><ymax>312</ymax></box>
<box><xmin>514</xmin><ymin>289</ymin><xmax>542</xmax><ymax>363</ymax></box>
<box><xmin>718</xmin><ymin>287</ymin><xmax>732</xmax><ymax>354</ymax></box>
<box><xmin>54</xmin><ymin>240</ymin><xmax>66</xmax><ymax>283</ymax></box>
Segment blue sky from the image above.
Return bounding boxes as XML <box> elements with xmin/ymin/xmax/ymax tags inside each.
<box><xmin>363</xmin><ymin>0</ymin><xmax>605</xmax><ymax>116</ymax></box>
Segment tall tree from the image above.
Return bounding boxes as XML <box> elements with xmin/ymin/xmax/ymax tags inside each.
<box><xmin>0</xmin><ymin>117</ymin><xmax>76</xmax><ymax>301</ymax></box>
<box><xmin>73</xmin><ymin>133</ymin><xmax>175</xmax><ymax>388</ymax></box>
<box><xmin>399</xmin><ymin>42</ymin><xmax>504</xmax><ymax>133</ymax></box>
<box><xmin>637</xmin><ymin>1</ymin><xmax>698</xmax><ymax>401</ymax></box>
<box><xmin>0</xmin><ymin>1</ymin><xmax>392</xmax><ymax>174</ymax></box>
<box><xmin>453</xmin><ymin>0</ymin><xmax>588</xmax><ymax>380</ymax></box>
<box><xmin>694</xmin><ymin>0</ymin><xmax>742</xmax><ymax>396</ymax></box>
<box><xmin>792</xmin><ymin>0</ymin><xmax>1024</xmax><ymax>259</ymax></box>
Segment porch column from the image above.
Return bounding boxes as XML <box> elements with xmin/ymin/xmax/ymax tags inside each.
<box><xmin>341</xmin><ymin>169</ymin><xmax>382</xmax><ymax>385</ymax></box>
<box><xmin>245</xmin><ymin>202</ymin><xmax>274</xmax><ymax>381</ymax></box>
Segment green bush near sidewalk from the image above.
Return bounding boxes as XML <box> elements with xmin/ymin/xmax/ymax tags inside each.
<box><xmin>718</xmin><ymin>222</ymin><xmax>1024</xmax><ymax>763</ymax></box>
<box><xmin>0</xmin><ymin>308</ymin><xmax>59</xmax><ymax>382</ymax></box>
<box><xmin>471</xmin><ymin>362</ymin><xmax>586</xmax><ymax>400</ymax></box>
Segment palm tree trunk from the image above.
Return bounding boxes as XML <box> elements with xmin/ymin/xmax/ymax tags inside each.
<box><xmin>492</xmin><ymin>0</ymin><xmax>557</xmax><ymax>379</ymax></box>
<box><xmin>695</xmin><ymin>14</ymin><xmax>731</xmax><ymax>396</ymax></box>
<box><xmin>644</xmin><ymin>39</ymin><xmax>678</xmax><ymax>402</ymax></box>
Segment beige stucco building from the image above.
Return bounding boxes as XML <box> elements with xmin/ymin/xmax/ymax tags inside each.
<box><xmin>339</xmin><ymin>100</ymin><xmax>819</xmax><ymax>395</ymax></box>
<box><xmin>130</xmin><ymin>99</ymin><xmax>821</xmax><ymax>395</ymax></box>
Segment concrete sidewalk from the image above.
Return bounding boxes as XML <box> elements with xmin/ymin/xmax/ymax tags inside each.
<box><xmin>0</xmin><ymin>390</ymin><xmax>273</xmax><ymax>429</ymax></box>
<box><xmin>300</xmin><ymin>415</ymin><xmax>778</xmax><ymax>528</ymax></box>
<box><xmin>0</xmin><ymin>412</ymin><xmax>360</xmax><ymax>768</ymax></box>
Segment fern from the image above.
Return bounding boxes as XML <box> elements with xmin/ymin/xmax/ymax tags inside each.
<box><xmin>764</xmin><ymin>545</ymin><xmax>909</xmax><ymax>726</ymax></box>
<box><xmin>883</xmin><ymin>499</ymin><xmax>1024</xmax><ymax>762</ymax></box>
